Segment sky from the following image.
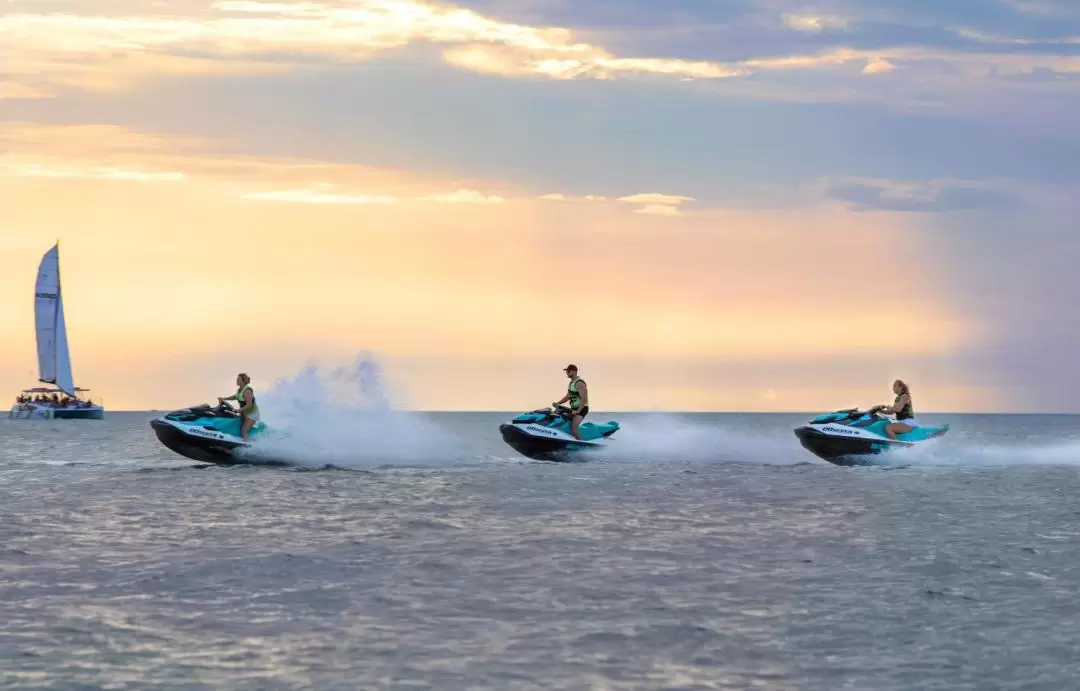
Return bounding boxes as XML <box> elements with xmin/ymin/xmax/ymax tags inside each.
<box><xmin>1</xmin><ymin>0</ymin><xmax>1078</xmax><ymax>412</ymax></box>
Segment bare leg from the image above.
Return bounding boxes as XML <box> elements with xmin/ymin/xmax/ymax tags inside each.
<box><xmin>241</xmin><ymin>416</ymin><xmax>255</xmax><ymax>441</ymax></box>
<box><xmin>571</xmin><ymin>415</ymin><xmax>583</xmax><ymax>440</ymax></box>
<box><xmin>886</xmin><ymin>422</ymin><xmax>913</xmax><ymax>440</ymax></box>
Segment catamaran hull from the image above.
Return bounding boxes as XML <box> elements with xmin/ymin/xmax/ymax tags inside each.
<box><xmin>53</xmin><ymin>407</ymin><xmax>104</xmax><ymax>420</ymax></box>
<box><xmin>8</xmin><ymin>404</ymin><xmax>104</xmax><ymax>420</ymax></box>
<box><xmin>150</xmin><ymin>418</ymin><xmax>252</xmax><ymax>465</ymax></box>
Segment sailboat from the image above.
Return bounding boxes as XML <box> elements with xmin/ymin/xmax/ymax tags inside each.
<box><xmin>8</xmin><ymin>244</ymin><xmax>104</xmax><ymax>420</ymax></box>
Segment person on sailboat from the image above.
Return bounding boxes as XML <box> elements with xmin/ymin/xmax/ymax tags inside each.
<box><xmin>218</xmin><ymin>373</ymin><xmax>260</xmax><ymax>441</ymax></box>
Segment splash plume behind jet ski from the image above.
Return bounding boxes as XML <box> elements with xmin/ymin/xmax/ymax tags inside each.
<box><xmin>499</xmin><ymin>405</ymin><xmax>620</xmax><ymax>462</ymax></box>
<box><xmin>794</xmin><ymin>408</ymin><xmax>950</xmax><ymax>466</ymax></box>
<box><xmin>150</xmin><ymin>401</ymin><xmax>278</xmax><ymax>465</ymax></box>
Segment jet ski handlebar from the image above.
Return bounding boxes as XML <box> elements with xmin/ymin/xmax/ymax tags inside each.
<box><xmin>212</xmin><ymin>400</ymin><xmax>238</xmax><ymax>415</ymax></box>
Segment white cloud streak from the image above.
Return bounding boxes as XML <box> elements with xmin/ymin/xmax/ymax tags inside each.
<box><xmin>617</xmin><ymin>193</ymin><xmax>696</xmax><ymax>205</ymax></box>
<box><xmin>781</xmin><ymin>14</ymin><xmax>850</xmax><ymax>32</ymax></box>
<box><xmin>242</xmin><ymin>186</ymin><xmax>505</xmax><ymax>204</ymax></box>
<box><xmin>242</xmin><ymin>188</ymin><xmax>397</xmax><ymax>204</ymax></box>
<box><xmin>423</xmin><ymin>188</ymin><xmax>505</xmax><ymax>203</ymax></box>
<box><xmin>0</xmin><ymin>162</ymin><xmax>185</xmax><ymax>181</ymax></box>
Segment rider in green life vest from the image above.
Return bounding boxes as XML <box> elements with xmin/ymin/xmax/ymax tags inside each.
<box><xmin>871</xmin><ymin>379</ymin><xmax>918</xmax><ymax>440</ymax></box>
<box><xmin>218</xmin><ymin>372</ymin><xmax>260</xmax><ymax>441</ymax></box>
<box><xmin>553</xmin><ymin>364</ymin><xmax>589</xmax><ymax>440</ymax></box>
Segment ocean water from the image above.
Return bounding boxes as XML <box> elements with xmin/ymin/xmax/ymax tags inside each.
<box><xmin>4</xmin><ymin>410</ymin><xmax>1080</xmax><ymax>690</ymax></box>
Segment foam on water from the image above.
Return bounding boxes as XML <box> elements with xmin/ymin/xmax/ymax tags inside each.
<box><xmin>886</xmin><ymin>436</ymin><xmax>1080</xmax><ymax>468</ymax></box>
<box><xmin>595</xmin><ymin>413</ymin><xmax>807</xmax><ymax>465</ymax></box>
<box><xmin>244</xmin><ymin>355</ymin><xmax>472</xmax><ymax>469</ymax></box>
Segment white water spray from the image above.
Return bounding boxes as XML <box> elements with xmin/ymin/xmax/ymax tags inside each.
<box><xmin>245</xmin><ymin>355</ymin><xmax>469</xmax><ymax>469</ymax></box>
<box><xmin>590</xmin><ymin>413</ymin><xmax>811</xmax><ymax>465</ymax></box>
<box><xmin>235</xmin><ymin>360</ymin><xmax>1080</xmax><ymax>470</ymax></box>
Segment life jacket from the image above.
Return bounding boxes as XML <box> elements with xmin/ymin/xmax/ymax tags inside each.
<box><xmin>895</xmin><ymin>393</ymin><xmax>913</xmax><ymax>420</ymax></box>
<box><xmin>237</xmin><ymin>383</ymin><xmax>257</xmax><ymax>411</ymax></box>
<box><xmin>568</xmin><ymin>376</ymin><xmax>584</xmax><ymax>408</ymax></box>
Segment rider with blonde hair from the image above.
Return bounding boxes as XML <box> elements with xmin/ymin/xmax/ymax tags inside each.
<box><xmin>218</xmin><ymin>373</ymin><xmax>260</xmax><ymax>440</ymax></box>
<box><xmin>872</xmin><ymin>379</ymin><xmax>917</xmax><ymax>440</ymax></box>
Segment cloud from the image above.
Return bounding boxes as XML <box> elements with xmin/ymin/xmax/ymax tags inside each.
<box><xmin>242</xmin><ymin>188</ymin><xmax>397</xmax><ymax>204</ymax></box>
<box><xmin>863</xmin><ymin>58</ymin><xmax>896</xmax><ymax>74</ymax></box>
<box><xmin>0</xmin><ymin>0</ymin><xmax>746</xmax><ymax>93</ymax></box>
<box><xmin>617</xmin><ymin>193</ymin><xmax>695</xmax><ymax>205</ymax></box>
<box><xmin>540</xmin><ymin>192</ymin><xmax>696</xmax><ymax>214</ymax></box>
<box><xmin>4</xmin><ymin>0</ymin><xmax>1078</xmax><ymax>113</ymax></box>
<box><xmin>242</xmin><ymin>186</ymin><xmax>506</xmax><ymax>204</ymax></box>
<box><xmin>539</xmin><ymin>193</ymin><xmax>607</xmax><ymax>202</ymax></box>
<box><xmin>633</xmin><ymin>204</ymin><xmax>682</xmax><ymax>216</ymax></box>
<box><xmin>441</xmin><ymin>44</ymin><xmax>743</xmax><ymax>80</ymax></box>
<box><xmin>617</xmin><ymin>192</ymin><xmax>696</xmax><ymax>216</ymax></box>
<box><xmin>782</xmin><ymin>14</ymin><xmax>850</xmax><ymax>33</ymax></box>
<box><xmin>423</xmin><ymin>188</ymin><xmax>505</xmax><ymax>203</ymax></box>
<box><xmin>0</xmin><ymin>161</ymin><xmax>185</xmax><ymax>182</ymax></box>
<box><xmin>824</xmin><ymin>177</ymin><xmax>1018</xmax><ymax>212</ymax></box>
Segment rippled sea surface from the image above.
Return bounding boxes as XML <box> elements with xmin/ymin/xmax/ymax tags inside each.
<box><xmin>4</xmin><ymin>412</ymin><xmax>1080</xmax><ymax>690</ymax></box>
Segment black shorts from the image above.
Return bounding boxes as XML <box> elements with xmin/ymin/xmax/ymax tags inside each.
<box><xmin>573</xmin><ymin>406</ymin><xmax>589</xmax><ymax>419</ymax></box>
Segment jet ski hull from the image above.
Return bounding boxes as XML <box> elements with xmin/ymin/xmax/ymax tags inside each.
<box><xmin>793</xmin><ymin>410</ymin><xmax>950</xmax><ymax>466</ymax></box>
<box><xmin>500</xmin><ymin>423</ymin><xmax>590</xmax><ymax>462</ymax></box>
<box><xmin>794</xmin><ymin>426</ymin><xmax>894</xmax><ymax>466</ymax></box>
<box><xmin>151</xmin><ymin>418</ymin><xmax>250</xmax><ymax>465</ymax></box>
<box><xmin>150</xmin><ymin>402</ymin><xmax>282</xmax><ymax>466</ymax></box>
<box><xmin>498</xmin><ymin>407</ymin><xmax>620</xmax><ymax>462</ymax></box>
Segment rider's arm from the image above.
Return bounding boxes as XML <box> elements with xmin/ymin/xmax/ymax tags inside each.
<box><xmin>218</xmin><ymin>394</ymin><xmax>238</xmax><ymax>403</ymax></box>
<box><xmin>881</xmin><ymin>394</ymin><xmax>908</xmax><ymax>415</ymax></box>
<box><xmin>576</xmin><ymin>381</ymin><xmax>589</xmax><ymax>410</ymax></box>
<box><xmin>554</xmin><ymin>393</ymin><xmax>570</xmax><ymax>405</ymax></box>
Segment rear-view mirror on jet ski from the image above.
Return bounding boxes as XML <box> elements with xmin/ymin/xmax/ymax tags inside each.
<box><xmin>499</xmin><ymin>404</ymin><xmax>620</xmax><ymax>462</ymax></box>
<box><xmin>793</xmin><ymin>408</ymin><xmax>950</xmax><ymax>466</ymax></box>
<box><xmin>150</xmin><ymin>400</ymin><xmax>272</xmax><ymax>465</ymax></box>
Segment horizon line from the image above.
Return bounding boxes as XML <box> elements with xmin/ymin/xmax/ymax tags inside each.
<box><xmin>103</xmin><ymin>409</ymin><xmax>1080</xmax><ymax>416</ymax></box>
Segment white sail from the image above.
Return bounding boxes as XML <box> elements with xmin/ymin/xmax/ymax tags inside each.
<box><xmin>33</xmin><ymin>245</ymin><xmax>75</xmax><ymax>395</ymax></box>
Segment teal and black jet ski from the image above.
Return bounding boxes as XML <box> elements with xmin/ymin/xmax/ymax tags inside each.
<box><xmin>150</xmin><ymin>401</ymin><xmax>274</xmax><ymax>465</ymax></box>
<box><xmin>794</xmin><ymin>407</ymin><xmax>950</xmax><ymax>466</ymax></box>
<box><xmin>499</xmin><ymin>405</ymin><xmax>620</xmax><ymax>462</ymax></box>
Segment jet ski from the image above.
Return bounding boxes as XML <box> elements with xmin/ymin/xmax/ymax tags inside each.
<box><xmin>499</xmin><ymin>405</ymin><xmax>620</xmax><ymax>462</ymax></box>
<box><xmin>150</xmin><ymin>401</ymin><xmax>275</xmax><ymax>465</ymax></box>
<box><xmin>794</xmin><ymin>408</ymin><xmax>950</xmax><ymax>466</ymax></box>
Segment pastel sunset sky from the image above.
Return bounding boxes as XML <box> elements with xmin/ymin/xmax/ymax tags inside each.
<box><xmin>1</xmin><ymin>0</ymin><xmax>1078</xmax><ymax>412</ymax></box>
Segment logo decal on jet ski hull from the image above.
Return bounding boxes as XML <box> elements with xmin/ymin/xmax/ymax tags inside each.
<box><xmin>185</xmin><ymin>426</ymin><xmax>229</xmax><ymax>441</ymax></box>
<box><xmin>522</xmin><ymin>424</ymin><xmax>561</xmax><ymax>438</ymax></box>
